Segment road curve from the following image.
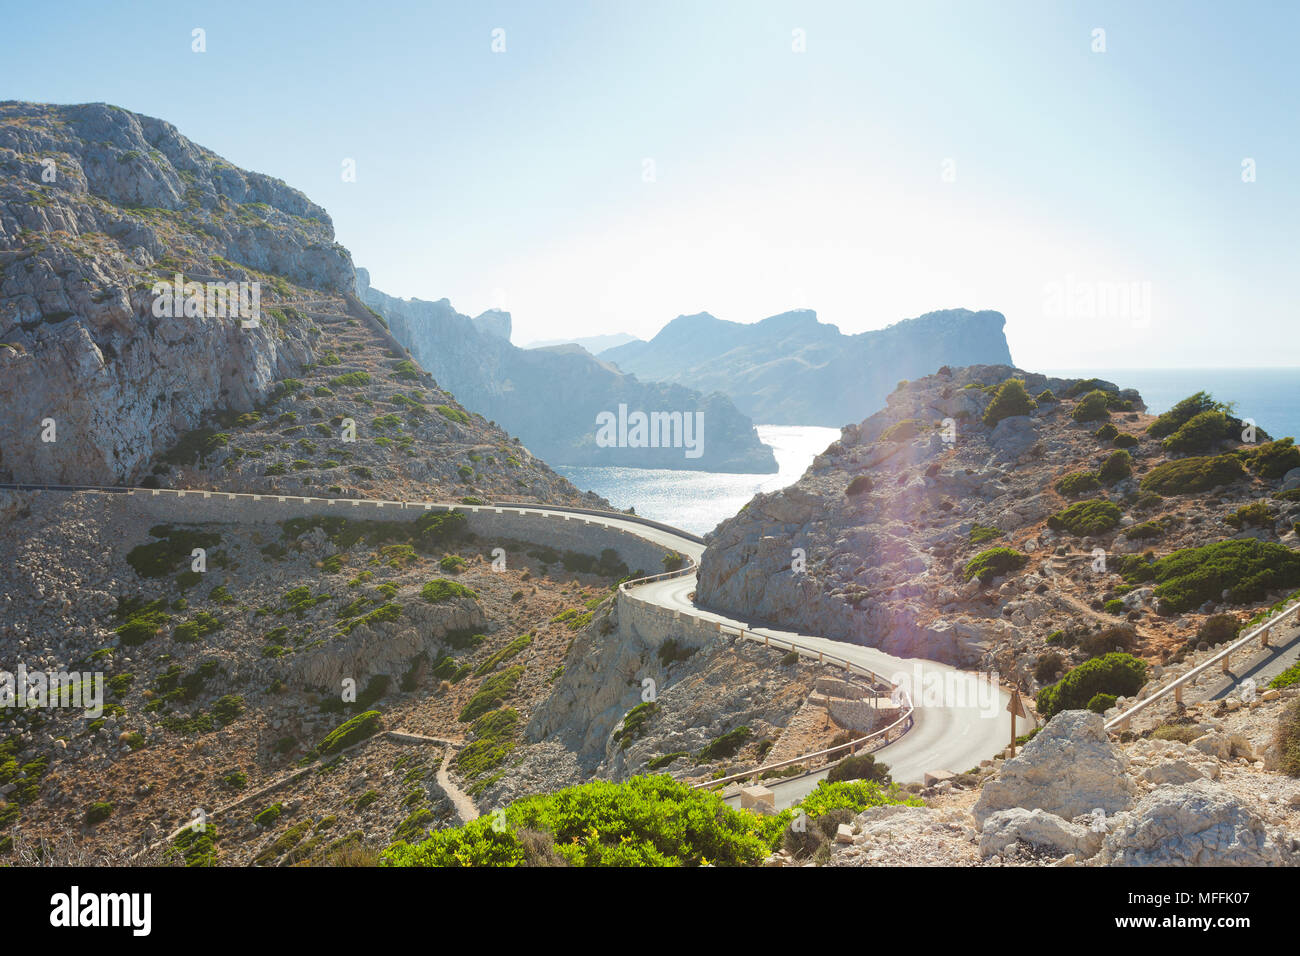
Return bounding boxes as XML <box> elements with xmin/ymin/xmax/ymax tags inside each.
<box><xmin>1</xmin><ymin>483</ymin><xmax>1031</xmax><ymax>806</ymax></box>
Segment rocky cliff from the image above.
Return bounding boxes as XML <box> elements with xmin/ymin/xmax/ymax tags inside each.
<box><xmin>697</xmin><ymin>365</ymin><xmax>1300</xmax><ymax>692</ymax></box>
<box><xmin>600</xmin><ymin>308</ymin><xmax>1014</xmax><ymax>426</ymax></box>
<box><xmin>0</xmin><ymin>101</ymin><xmax>354</xmax><ymax>484</ymax></box>
<box><xmin>358</xmin><ymin>269</ymin><xmax>777</xmax><ymax>474</ymax></box>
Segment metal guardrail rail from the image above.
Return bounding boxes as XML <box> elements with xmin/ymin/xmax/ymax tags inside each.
<box><xmin>614</xmin><ymin>561</ymin><xmax>917</xmax><ymax>792</ymax></box>
<box><xmin>1104</xmin><ymin>596</ymin><xmax>1300</xmax><ymax>733</ymax></box>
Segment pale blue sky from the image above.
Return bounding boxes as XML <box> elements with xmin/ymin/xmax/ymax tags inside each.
<box><xmin>4</xmin><ymin>0</ymin><xmax>1297</xmax><ymax>367</ymax></box>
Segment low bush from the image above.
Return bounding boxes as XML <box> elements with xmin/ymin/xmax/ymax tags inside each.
<box><xmin>1225</xmin><ymin>501</ymin><xmax>1274</xmax><ymax>530</ymax></box>
<box><xmin>1123</xmin><ymin>539</ymin><xmax>1300</xmax><ymax>613</ymax></box>
<box><xmin>1071</xmin><ymin>389</ymin><xmax>1111</xmax><ymax>423</ymax></box>
<box><xmin>845</xmin><ymin>474</ymin><xmax>873</xmax><ymax>496</ymax></box>
<box><xmin>1239</xmin><ymin>438</ymin><xmax>1300</xmax><ymax>479</ymax></box>
<box><xmin>1147</xmin><ymin>392</ymin><xmax>1225</xmax><ymax>439</ymax></box>
<box><xmin>1113</xmin><ymin>432</ymin><xmax>1139</xmax><ymax>448</ymax></box>
<box><xmin>1162</xmin><ymin>409</ymin><xmax>1230</xmax><ymax>454</ymax></box>
<box><xmin>1055</xmin><ymin>471</ymin><xmax>1101</xmax><ymax>496</ymax></box>
<box><xmin>1140</xmin><ymin>454</ymin><xmax>1245</xmax><ymax>495</ymax></box>
<box><xmin>1036</xmin><ymin>653</ymin><xmax>1147</xmax><ymax>719</ymax></box>
<box><xmin>458</xmin><ymin>667</ymin><xmax>524</xmax><ymax>723</ymax></box>
<box><xmin>1046</xmin><ymin>499</ymin><xmax>1122</xmax><ymax>536</ymax></box>
<box><xmin>1098</xmin><ymin>449</ymin><xmax>1132</xmax><ymax>483</ymax></box>
<box><xmin>962</xmin><ymin>547</ymin><xmax>1028</xmax><ymax>583</ymax></box>
<box><xmin>825</xmin><ymin>753</ymin><xmax>891</xmax><ymax>784</ymax></box>
<box><xmin>1196</xmin><ymin>614</ymin><xmax>1241</xmax><ymax>647</ymax></box>
<box><xmin>982</xmin><ymin>379</ymin><xmax>1037</xmax><ymax>426</ymax></box>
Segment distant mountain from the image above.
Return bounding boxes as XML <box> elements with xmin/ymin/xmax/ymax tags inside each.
<box><xmin>357</xmin><ymin>270</ymin><xmax>776</xmax><ymax>473</ymax></box>
<box><xmin>523</xmin><ymin>332</ymin><xmax>640</xmax><ymax>352</ymax></box>
<box><xmin>600</xmin><ymin>308</ymin><xmax>1014</xmax><ymax>427</ymax></box>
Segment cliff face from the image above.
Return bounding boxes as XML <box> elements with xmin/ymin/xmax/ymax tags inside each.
<box><xmin>0</xmin><ymin>101</ymin><xmax>354</xmax><ymax>484</ymax></box>
<box><xmin>696</xmin><ymin>365</ymin><xmax>1300</xmax><ymax>688</ymax></box>
<box><xmin>601</xmin><ymin>308</ymin><xmax>1015</xmax><ymax>427</ymax></box>
<box><xmin>357</xmin><ymin>269</ymin><xmax>778</xmax><ymax>474</ymax></box>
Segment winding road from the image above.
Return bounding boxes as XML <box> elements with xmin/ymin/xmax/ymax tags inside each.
<box><xmin>1</xmin><ymin>482</ymin><xmax>1034</xmax><ymax>810</ymax></box>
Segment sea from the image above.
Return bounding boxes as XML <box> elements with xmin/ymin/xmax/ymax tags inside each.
<box><xmin>555</xmin><ymin>369</ymin><xmax>1298</xmax><ymax>536</ymax></box>
<box><xmin>553</xmin><ymin>425</ymin><xmax>840</xmax><ymax>536</ymax></box>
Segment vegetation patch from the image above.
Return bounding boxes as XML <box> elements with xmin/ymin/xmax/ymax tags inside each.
<box><xmin>1037</xmin><ymin>653</ymin><xmax>1147</xmax><ymax>718</ymax></box>
<box><xmin>1047</xmin><ymin>499</ymin><xmax>1122</xmax><ymax>536</ymax></box>
<box><xmin>1140</xmin><ymin>454</ymin><xmax>1246</xmax><ymax>495</ymax></box>
<box><xmin>1122</xmin><ymin>539</ymin><xmax>1300</xmax><ymax>613</ymax></box>
<box><xmin>963</xmin><ymin>547</ymin><xmax>1028</xmax><ymax>583</ymax></box>
<box><xmin>982</xmin><ymin>379</ymin><xmax>1037</xmax><ymax>426</ymax></box>
<box><xmin>459</xmin><ymin>667</ymin><xmax>524</xmax><ymax>723</ymax></box>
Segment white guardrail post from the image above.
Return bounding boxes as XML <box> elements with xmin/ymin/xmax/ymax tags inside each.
<box><xmin>1104</xmin><ymin>597</ymin><xmax>1300</xmax><ymax>734</ymax></box>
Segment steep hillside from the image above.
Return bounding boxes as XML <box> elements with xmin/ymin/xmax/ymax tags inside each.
<box><xmin>0</xmin><ymin>101</ymin><xmax>351</xmax><ymax>484</ymax></box>
<box><xmin>601</xmin><ymin>308</ymin><xmax>1014</xmax><ymax>427</ymax></box>
<box><xmin>358</xmin><ymin>269</ymin><xmax>777</xmax><ymax>474</ymax></box>
<box><xmin>697</xmin><ymin>366</ymin><xmax>1300</xmax><ymax>697</ymax></box>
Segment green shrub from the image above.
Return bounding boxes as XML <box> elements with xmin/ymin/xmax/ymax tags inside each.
<box><xmin>880</xmin><ymin>419</ymin><xmax>923</xmax><ymax>442</ymax></box>
<box><xmin>1141</xmin><ymin>454</ymin><xmax>1245</xmax><ymax>495</ymax></box>
<box><xmin>1036</xmin><ymin>653</ymin><xmax>1147</xmax><ymax>718</ymax></box>
<box><xmin>1225</xmin><ymin>501</ymin><xmax>1274</xmax><ymax>529</ymax></box>
<box><xmin>254</xmin><ymin>803</ymin><xmax>284</xmax><ymax>827</ymax></box>
<box><xmin>963</xmin><ymin>547</ymin><xmax>1028</xmax><ymax>583</ymax></box>
<box><xmin>1093</xmin><ymin>423</ymin><xmax>1119</xmax><ymax>440</ymax></box>
<box><xmin>825</xmin><ymin>753</ymin><xmax>891</xmax><ymax>784</ymax></box>
<box><xmin>328</xmin><ymin>371</ymin><xmax>371</xmax><ymax>388</ymax></box>
<box><xmin>1086</xmin><ymin>693</ymin><xmax>1117</xmax><ymax>714</ymax></box>
<box><xmin>171</xmin><ymin>823</ymin><xmax>218</xmax><ymax>866</ymax></box>
<box><xmin>1162</xmin><ymin>410</ymin><xmax>1229</xmax><ymax>454</ymax></box>
<box><xmin>1113</xmin><ymin>432</ymin><xmax>1139</xmax><ymax>448</ymax></box>
<box><xmin>1103</xmin><ymin>598</ymin><xmax>1125</xmax><ymax>614</ymax></box>
<box><xmin>1099</xmin><ymin>449</ymin><xmax>1132</xmax><ymax>483</ymax></box>
<box><xmin>474</xmin><ymin>635</ymin><xmax>532</xmax><ymax>677</ymax></box>
<box><xmin>647</xmin><ymin>752</ymin><xmax>689</xmax><ymax>771</ymax></box>
<box><xmin>1047</xmin><ymin>499</ymin><xmax>1121</xmax><ymax>536</ymax></box>
<box><xmin>1196</xmin><ymin>614</ymin><xmax>1241</xmax><ymax>647</ymax></box>
<box><xmin>1055</xmin><ymin>471</ymin><xmax>1101</xmax><ymax>496</ymax></box>
<box><xmin>696</xmin><ymin>726</ymin><xmax>752</xmax><ymax>762</ymax></box>
<box><xmin>456</xmin><ymin>708</ymin><xmax>520</xmax><ymax>780</ymax></box>
<box><xmin>845</xmin><ymin>474</ymin><xmax>873</xmax><ymax>496</ymax></box>
<box><xmin>1270</xmin><ymin>661</ymin><xmax>1300</xmax><ymax>690</ymax></box>
<box><xmin>314</xmin><ymin>710</ymin><xmax>383</xmax><ymax>757</ymax></box>
<box><xmin>1148</xmin><ymin>392</ymin><xmax>1225</xmax><ymax>439</ymax></box>
<box><xmin>435</xmin><ymin>405</ymin><xmax>470</xmax><ymax>425</ymax></box>
<box><xmin>969</xmin><ymin>523</ymin><xmax>1003</xmax><ymax>545</ymax></box>
<box><xmin>1129</xmin><ymin>539</ymin><xmax>1300</xmax><ymax>613</ymax></box>
<box><xmin>982</xmin><ymin>379</ymin><xmax>1037</xmax><ymax>426</ymax></box>
<box><xmin>1240</xmin><ymin>438</ymin><xmax>1300</xmax><ymax>479</ymax></box>
<box><xmin>458</xmin><ymin>667</ymin><xmax>524</xmax><ymax>723</ymax></box>
<box><xmin>613</xmin><ymin>702</ymin><xmax>659</xmax><ymax>749</ymax></box>
<box><xmin>1036</xmin><ymin>389</ymin><xmax>1055</xmax><ymax>403</ymax></box>
<box><xmin>420</xmin><ymin>579</ymin><xmax>477</xmax><ymax>603</ymax></box>
<box><xmin>1071</xmin><ymin>389</ymin><xmax>1111</xmax><ymax>423</ymax></box>
<box><xmin>126</xmin><ymin>527</ymin><xmax>221</xmax><ymax>578</ymax></box>
<box><xmin>84</xmin><ymin>801</ymin><xmax>113</xmax><ymax>825</ymax></box>
<box><xmin>381</xmin><ymin>775</ymin><xmax>774</xmax><ymax>867</ymax></box>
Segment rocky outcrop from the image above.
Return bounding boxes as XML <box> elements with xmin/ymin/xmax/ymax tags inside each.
<box><xmin>1100</xmin><ymin>781</ymin><xmax>1294</xmax><ymax>866</ymax></box>
<box><xmin>973</xmin><ymin>711</ymin><xmax>1137</xmax><ymax>825</ymax></box>
<box><xmin>600</xmin><ymin>307</ymin><xmax>1014</xmax><ymax>426</ymax></box>
<box><xmin>357</xmin><ymin>268</ymin><xmax>777</xmax><ymax>473</ymax></box>
<box><xmin>0</xmin><ymin>101</ymin><xmax>354</xmax><ymax>484</ymax></box>
<box><xmin>979</xmin><ymin>807</ymin><xmax>1104</xmax><ymax>859</ymax></box>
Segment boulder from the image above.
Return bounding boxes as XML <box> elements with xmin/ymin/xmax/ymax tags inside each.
<box><xmin>973</xmin><ymin>710</ymin><xmax>1136</xmax><ymax>825</ymax></box>
<box><xmin>1101</xmin><ymin>781</ymin><xmax>1295</xmax><ymax>866</ymax></box>
<box><xmin>979</xmin><ymin>807</ymin><xmax>1105</xmax><ymax>859</ymax></box>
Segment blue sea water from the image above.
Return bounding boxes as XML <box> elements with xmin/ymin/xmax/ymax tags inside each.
<box><xmin>553</xmin><ymin>425</ymin><xmax>840</xmax><ymax>536</ymax></box>
<box><xmin>556</xmin><ymin>369</ymin><xmax>1298</xmax><ymax>535</ymax></box>
<box><xmin>1040</xmin><ymin>368</ymin><xmax>1299</xmax><ymax>440</ymax></box>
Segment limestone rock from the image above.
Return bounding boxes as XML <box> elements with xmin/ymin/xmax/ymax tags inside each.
<box><xmin>973</xmin><ymin>711</ymin><xmax>1137</xmax><ymax>825</ymax></box>
<box><xmin>979</xmin><ymin>807</ymin><xmax>1104</xmax><ymax>859</ymax></box>
<box><xmin>1100</xmin><ymin>781</ymin><xmax>1296</xmax><ymax>866</ymax></box>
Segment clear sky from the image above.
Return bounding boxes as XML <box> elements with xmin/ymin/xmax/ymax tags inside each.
<box><xmin>3</xmin><ymin>0</ymin><xmax>1297</xmax><ymax>367</ymax></box>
